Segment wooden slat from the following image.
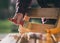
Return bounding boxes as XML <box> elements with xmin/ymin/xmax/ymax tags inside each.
<box><xmin>29</xmin><ymin>8</ymin><xmax>59</xmax><ymax>19</ymax></box>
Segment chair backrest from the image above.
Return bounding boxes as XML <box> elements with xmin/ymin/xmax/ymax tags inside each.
<box><xmin>29</xmin><ymin>8</ymin><xmax>59</xmax><ymax>19</ymax></box>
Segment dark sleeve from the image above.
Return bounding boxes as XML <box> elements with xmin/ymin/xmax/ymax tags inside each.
<box><xmin>54</xmin><ymin>0</ymin><xmax>60</xmax><ymax>7</ymax></box>
<box><xmin>16</xmin><ymin>0</ymin><xmax>32</xmax><ymax>14</ymax></box>
<box><xmin>37</xmin><ymin>0</ymin><xmax>48</xmax><ymax>8</ymax></box>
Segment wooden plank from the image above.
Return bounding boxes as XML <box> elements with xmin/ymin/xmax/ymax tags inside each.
<box><xmin>29</xmin><ymin>8</ymin><xmax>59</xmax><ymax>19</ymax></box>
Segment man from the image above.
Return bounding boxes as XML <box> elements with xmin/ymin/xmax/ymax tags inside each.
<box><xmin>9</xmin><ymin>0</ymin><xmax>60</xmax><ymax>25</ymax></box>
<box><xmin>8</xmin><ymin>0</ymin><xmax>48</xmax><ymax>25</ymax></box>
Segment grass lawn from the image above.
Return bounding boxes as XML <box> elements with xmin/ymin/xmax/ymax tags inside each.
<box><xmin>0</xmin><ymin>20</ymin><xmax>13</xmax><ymax>33</ymax></box>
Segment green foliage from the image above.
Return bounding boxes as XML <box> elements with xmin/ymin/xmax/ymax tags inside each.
<box><xmin>0</xmin><ymin>0</ymin><xmax>9</xmax><ymax>9</ymax></box>
<box><xmin>0</xmin><ymin>20</ymin><xmax>14</xmax><ymax>33</ymax></box>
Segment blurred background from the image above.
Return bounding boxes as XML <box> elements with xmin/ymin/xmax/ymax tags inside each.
<box><xmin>0</xmin><ymin>0</ymin><xmax>18</xmax><ymax>33</ymax></box>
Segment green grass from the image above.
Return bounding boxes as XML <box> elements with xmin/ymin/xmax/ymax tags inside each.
<box><xmin>0</xmin><ymin>20</ymin><xmax>13</xmax><ymax>33</ymax></box>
